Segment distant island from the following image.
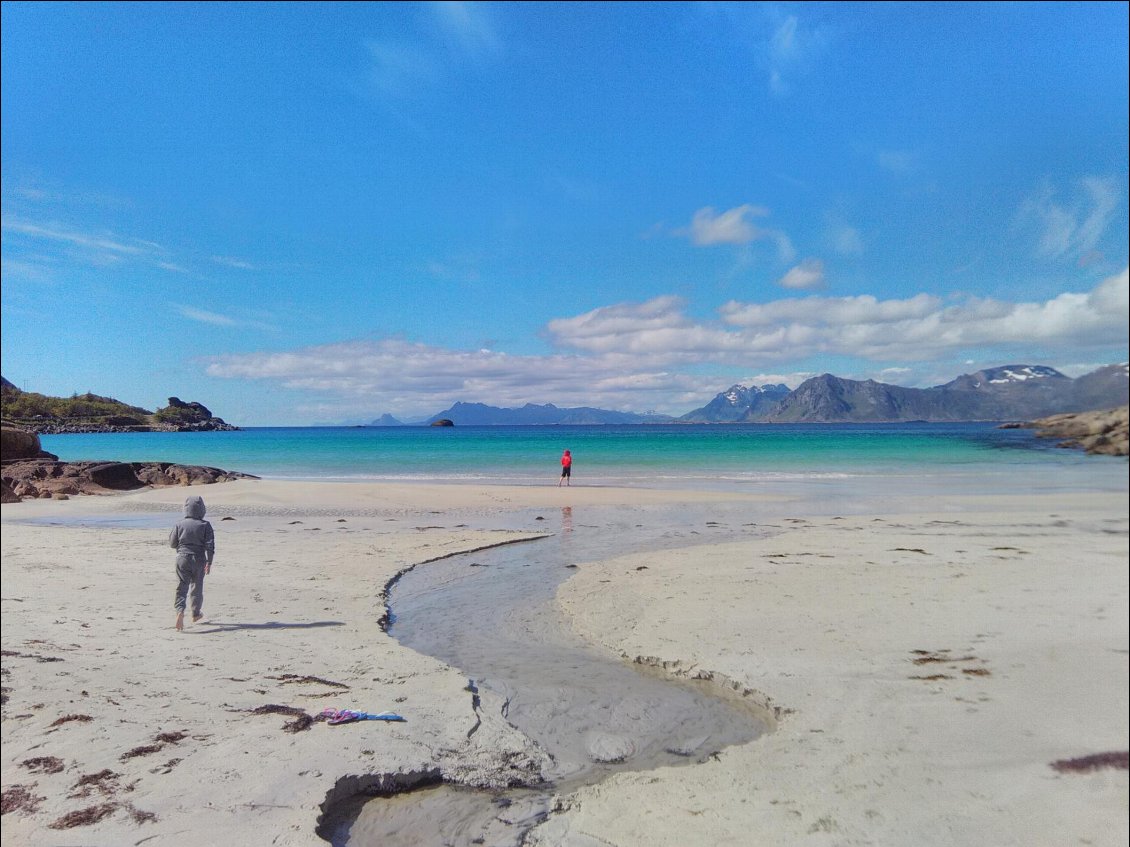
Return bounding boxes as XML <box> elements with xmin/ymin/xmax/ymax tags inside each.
<box><xmin>1</xmin><ymin>377</ymin><xmax>238</xmax><ymax>433</ymax></box>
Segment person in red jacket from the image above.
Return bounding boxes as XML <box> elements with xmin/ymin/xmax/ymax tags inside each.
<box><xmin>558</xmin><ymin>449</ymin><xmax>572</xmax><ymax>487</ymax></box>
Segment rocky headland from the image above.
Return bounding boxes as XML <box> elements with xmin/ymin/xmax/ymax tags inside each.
<box><xmin>1</xmin><ymin>377</ymin><xmax>239</xmax><ymax>433</ymax></box>
<box><xmin>1</xmin><ymin>426</ymin><xmax>257</xmax><ymax>503</ymax></box>
<box><xmin>1024</xmin><ymin>405</ymin><xmax>1129</xmax><ymax>457</ymax></box>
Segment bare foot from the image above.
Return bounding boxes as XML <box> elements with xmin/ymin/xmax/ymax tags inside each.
<box><xmin>175</xmin><ymin>612</ymin><xmax>184</xmax><ymax>631</ymax></box>
<box><xmin>192</xmin><ymin>614</ymin><xmax>204</xmax><ymax>623</ymax></box>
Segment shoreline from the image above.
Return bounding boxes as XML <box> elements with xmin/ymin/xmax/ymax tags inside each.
<box><xmin>2</xmin><ymin>479</ymin><xmax>1127</xmax><ymax>845</ymax></box>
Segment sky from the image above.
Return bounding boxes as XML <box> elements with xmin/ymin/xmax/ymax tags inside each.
<box><xmin>2</xmin><ymin>1</ymin><xmax>1128</xmax><ymax>426</ymax></box>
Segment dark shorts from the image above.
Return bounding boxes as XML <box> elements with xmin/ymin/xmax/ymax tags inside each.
<box><xmin>561</xmin><ymin>465</ymin><xmax>571</xmax><ymax>477</ymax></box>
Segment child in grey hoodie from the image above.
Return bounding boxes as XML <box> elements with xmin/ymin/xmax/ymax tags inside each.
<box><xmin>169</xmin><ymin>495</ymin><xmax>216</xmax><ymax>630</ymax></box>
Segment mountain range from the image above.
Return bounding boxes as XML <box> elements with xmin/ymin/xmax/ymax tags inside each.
<box><xmin>371</xmin><ymin>363</ymin><xmax>1129</xmax><ymax>426</ymax></box>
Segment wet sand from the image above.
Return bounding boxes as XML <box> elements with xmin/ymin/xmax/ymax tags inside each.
<box><xmin>1</xmin><ymin>479</ymin><xmax>1127</xmax><ymax>846</ymax></box>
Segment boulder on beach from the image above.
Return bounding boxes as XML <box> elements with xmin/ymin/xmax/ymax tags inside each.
<box><xmin>1</xmin><ymin>424</ymin><xmax>57</xmax><ymax>461</ymax></box>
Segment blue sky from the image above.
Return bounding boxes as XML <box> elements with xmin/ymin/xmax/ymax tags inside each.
<box><xmin>2</xmin><ymin>1</ymin><xmax>1127</xmax><ymax>425</ymax></box>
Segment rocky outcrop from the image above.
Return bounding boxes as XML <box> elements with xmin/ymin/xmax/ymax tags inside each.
<box><xmin>0</xmin><ymin>460</ymin><xmax>258</xmax><ymax>501</ymax></box>
<box><xmin>1026</xmin><ymin>406</ymin><xmax>1129</xmax><ymax>457</ymax></box>
<box><xmin>1</xmin><ymin>425</ymin><xmax>60</xmax><ymax>460</ymax></box>
<box><xmin>151</xmin><ymin>397</ymin><xmax>238</xmax><ymax>431</ymax></box>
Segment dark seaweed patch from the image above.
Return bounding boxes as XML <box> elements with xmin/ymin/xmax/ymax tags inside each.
<box><xmin>71</xmin><ymin>770</ymin><xmax>120</xmax><ymax>798</ymax></box>
<box><xmin>22</xmin><ymin>756</ymin><xmax>65</xmax><ymax>774</ymax></box>
<box><xmin>247</xmin><ymin>703</ymin><xmax>315</xmax><ymax>732</ymax></box>
<box><xmin>49</xmin><ymin>713</ymin><xmax>93</xmax><ymax>727</ymax></box>
<box><xmin>1051</xmin><ymin>751</ymin><xmax>1129</xmax><ymax>773</ymax></box>
<box><xmin>268</xmin><ymin>674</ymin><xmax>349</xmax><ymax>689</ymax></box>
<box><xmin>120</xmin><ymin>745</ymin><xmax>162</xmax><ymax>761</ymax></box>
<box><xmin>49</xmin><ymin>802</ymin><xmax>117</xmax><ymax>829</ymax></box>
<box><xmin>1</xmin><ymin>784</ymin><xmax>45</xmax><ymax>815</ymax></box>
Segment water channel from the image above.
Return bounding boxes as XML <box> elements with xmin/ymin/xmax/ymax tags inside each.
<box><xmin>324</xmin><ymin>502</ymin><xmax>776</xmax><ymax>846</ymax></box>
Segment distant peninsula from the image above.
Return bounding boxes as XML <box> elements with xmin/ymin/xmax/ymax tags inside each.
<box><xmin>1</xmin><ymin>377</ymin><xmax>239</xmax><ymax>433</ymax></box>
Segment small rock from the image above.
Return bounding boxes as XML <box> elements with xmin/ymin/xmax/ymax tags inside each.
<box><xmin>586</xmin><ymin>732</ymin><xmax>635</xmax><ymax>763</ymax></box>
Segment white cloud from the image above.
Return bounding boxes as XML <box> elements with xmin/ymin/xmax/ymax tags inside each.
<box><xmin>720</xmin><ymin>271</ymin><xmax>1129</xmax><ymax>359</ymax></box>
<box><xmin>431</xmin><ymin>1</ymin><xmax>500</xmax><ymax>56</ymax></box>
<box><xmin>175</xmin><ymin>304</ymin><xmax>279</xmax><ymax>332</ymax></box>
<box><xmin>2</xmin><ymin>210</ymin><xmax>276</xmax><ymax>282</ymax></box>
<box><xmin>763</xmin><ymin>12</ymin><xmax>829</xmax><ymax>97</ymax></box>
<box><xmin>676</xmin><ymin>204</ymin><xmax>796</xmax><ymax>262</ymax></box>
<box><xmin>551</xmin><ymin>273</ymin><xmax>1128</xmax><ymax>365</ymax></box>
<box><xmin>546</xmin><ymin>296</ymin><xmax>752</xmax><ymax>357</ymax></box>
<box><xmin>684</xmin><ymin>205</ymin><xmax>767</xmax><ymax>245</ymax></box>
<box><xmin>878</xmin><ymin>149</ymin><xmax>916</xmax><ymax>175</ymax></box>
<box><xmin>1017</xmin><ymin>176</ymin><xmax>1120</xmax><ymax>260</ymax></box>
<box><xmin>777</xmin><ymin>258</ymin><xmax>825</xmax><ymax>290</ymax></box>
<box><xmin>1</xmin><ymin>217</ymin><xmax>150</xmax><ymax>256</ymax></box>
<box><xmin>1089</xmin><ymin>267</ymin><xmax>1129</xmax><ymax>314</ymax></box>
<box><xmin>206</xmin><ymin>337</ymin><xmax>707</xmax><ymax>417</ymax></box>
<box><xmin>720</xmin><ymin>292</ymin><xmax>942</xmax><ymax>328</ymax></box>
<box><xmin>546</xmin><ymin>295</ymin><xmax>689</xmax><ymax>340</ymax></box>
<box><xmin>879</xmin><ymin>366</ymin><xmax>913</xmax><ymax>379</ymax></box>
<box><xmin>831</xmin><ymin>224</ymin><xmax>863</xmax><ymax>255</ymax></box>
<box><xmin>176</xmin><ymin>305</ymin><xmax>238</xmax><ymax>326</ymax></box>
<box><xmin>206</xmin><ymin>270</ymin><xmax>1129</xmax><ymax>417</ymax></box>
<box><xmin>0</xmin><ymin>257</ymin><xmax>55</xmax><ymax>282</ymax></box>
<box><xmin>362</xmin><ymin>2</ymin><xmax>501</xmax><ymax>101</ymax></box>
<box><xmin>1077</xmin><ymin>176</ymin><xmax>1120</xmax><ymax>255</ymax></box>
<box><xmin>768</xmin><ymin>16</ymin><xmax>799</xmax><ymax>96</ymax></box>
<box><xmin>211</xmin><ymin>255</ymin><xmax>256</xmax><ymax>270</ymax></box>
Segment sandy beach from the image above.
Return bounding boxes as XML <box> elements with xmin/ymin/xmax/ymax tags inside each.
<box><xmin>2</xmin><ymin>478</ymin><xmax>1127</xmax><ymax>846</ymax></box>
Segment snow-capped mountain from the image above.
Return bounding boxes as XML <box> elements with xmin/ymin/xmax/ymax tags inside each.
<box><xmin>678</xmin><ymin>384</ymin><xmax>791</xmax><ymax>422</ymax></box>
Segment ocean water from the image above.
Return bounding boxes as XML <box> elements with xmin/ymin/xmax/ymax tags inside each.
<box><xmin>39</xmin><ymin>423</ymin><xmax>1127</xmax><ymax>496</ymax></box>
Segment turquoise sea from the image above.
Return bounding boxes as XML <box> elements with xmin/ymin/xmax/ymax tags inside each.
<box><xmin>39</xmin><ymin>423</ymin><xmax>1128</xmax><ymax>497</ymax></box>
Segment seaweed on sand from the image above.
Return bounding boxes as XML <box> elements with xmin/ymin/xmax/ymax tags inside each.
<box><xmin>49</xmin><ymin>802</ymin><xmax>117</xmax><ymax>829</ymax></box>
<box><xmin>71</xmin><ymin>770</ymin><xmax>121</xmax><ymax>798</ymax></box>
<box><xmin>268</xmin><ymin>673</ymin><xmax>350</xmax><ymax>689</ymax></box>
<box><xmin>248</xmin><ymin>703</ymin><xmax>315</xmax><ymax>733</ymax></box>
<box><xmin>120</xmin><ymin>745</ymin><xmax>163</xmax><ymax>761</ymax></box>
<box><xmin>1</xmin><ymin>784</ymin><xmax>46</xmax><ymax>815</ymax></box>
<box><xmin>49</xmin><ymin>713</ymin><xmax>93</xmax><ymax>727</ymax></box>
<box><xmin>22</xmin><ymin>756</ymin><xmax>65</xmax><ymax>774</ymax></box>
<box><xmin>1051</xmin><ymin>751</ymin><xmax>1129</xmax><ymax>773</ymax></box>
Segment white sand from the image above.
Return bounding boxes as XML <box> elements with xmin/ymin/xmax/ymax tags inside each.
<box><xmin>2</xmin><ymin>480</ymin><xmax>1127</xmax><ymax>846</ymax></box>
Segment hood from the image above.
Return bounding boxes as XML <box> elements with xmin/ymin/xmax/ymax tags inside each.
<box><xmin>184</xmin><ymin>495</ymin><xmax>207</xmax><ymax>519</ymax></box>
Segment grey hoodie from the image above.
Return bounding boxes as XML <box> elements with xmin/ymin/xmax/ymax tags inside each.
<box><xmin>168</xmin><ymin>495</ymin><xmax>215</xmax><ymax>565</ymax></box>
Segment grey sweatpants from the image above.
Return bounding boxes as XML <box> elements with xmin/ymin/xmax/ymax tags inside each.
<box><xmin>174</xmin><ymin>553</ymin><xmax>205</xmax><ymax>616</ymax></box>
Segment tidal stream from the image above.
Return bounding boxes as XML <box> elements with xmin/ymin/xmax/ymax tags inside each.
<box><xmin>327</xmin><ymin>502</ymin><xmax>774</xmax><ymax>846</ymax></box>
